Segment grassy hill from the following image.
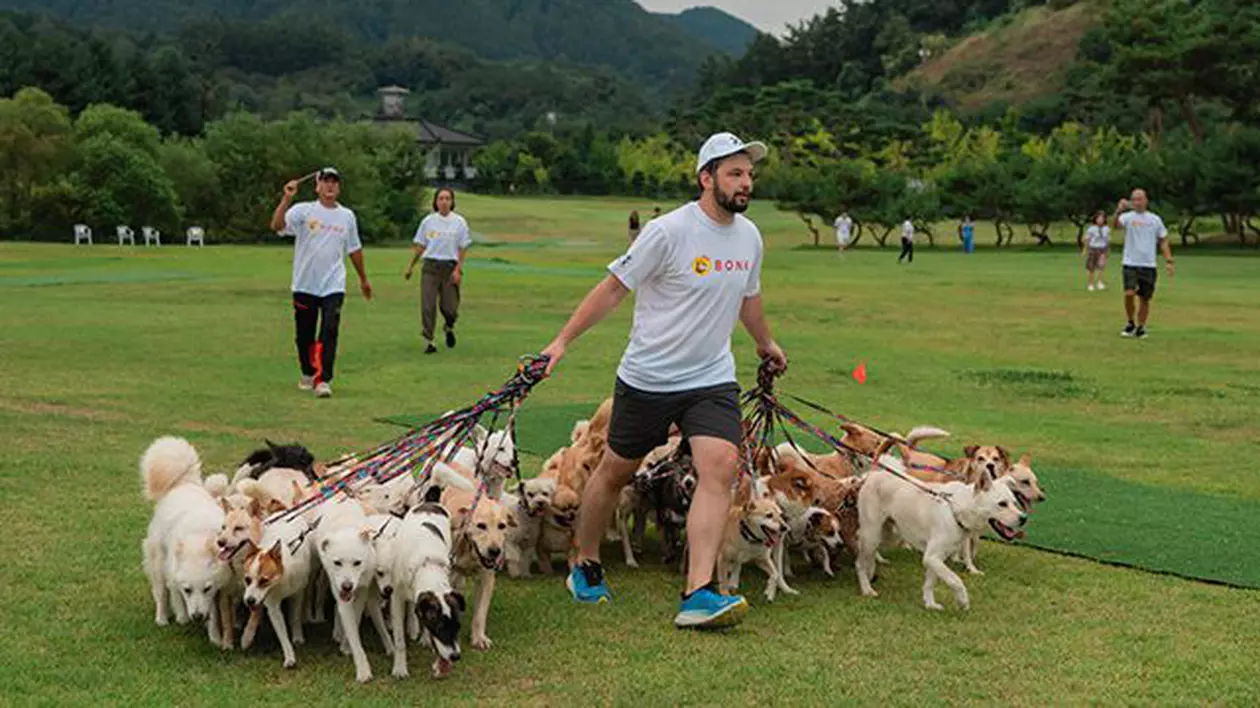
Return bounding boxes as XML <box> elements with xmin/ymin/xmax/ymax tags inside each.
<box><xmin>901</xmin><ymin>0</ymin><xmax>1100</xmax><ymax>111</ymax></box>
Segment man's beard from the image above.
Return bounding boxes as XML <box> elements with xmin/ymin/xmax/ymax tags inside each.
<box><xmin>715</xmin><ymin>186</ymin><xmax>751</xmax><ymax>214</ymax></box>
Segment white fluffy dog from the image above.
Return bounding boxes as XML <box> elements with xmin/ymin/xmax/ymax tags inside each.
<box><xmin>140</xmin><ymin>436</ymin><xmax>232</xmax><ymax>646</ymax></box>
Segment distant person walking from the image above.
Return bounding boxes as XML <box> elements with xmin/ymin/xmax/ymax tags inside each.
<box><xmin>405</xmin><ymin>187</ymin><xmax>471</xmax><ymax>354</ymax></box>
<box><xmin>1082</xmin><ymin>210</ymin><xmax>1110</xmax><ymax>292</ymax></box>
<box><xmin>651</xmin><ymin>206</ymin><xmax>662</xmax><ymax>220</ymax></box>
<box><xmin>1113</xmin><ymin>189</ymin><xmax>1174</xmax><ymax>339</ymax></box>
<box><xmin>898</xmin><ymin>218</ymin><xmax>915</xmax><ymax>264</ymax></box>
<box><xmin>834</xmin><ymin>210</ymin><xmax>853</xmax><ymax>251</ymax></box>
<box><xmin>270</xmin><ymin>167</ymin><xmax>373</xmax><ymax>398</ymax></box>
<box><xmin>959</xmin><ymin>214</ymin><xmax>975</xmax><ymax>254</ymax></box>
<box><xmin>628</xmin><ymin>210</ymin><xmax>641</xmax><ymax>243</ymax></box>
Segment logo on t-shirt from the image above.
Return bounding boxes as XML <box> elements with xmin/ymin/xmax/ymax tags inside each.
<box><xmin>692</xmin><ymin>256</ymin><xmax>712</xmax><ymax>276</ymax></box>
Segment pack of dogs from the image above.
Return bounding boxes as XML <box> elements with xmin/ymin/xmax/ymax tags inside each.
<box><xmin>139</xmin><ymin>402</ymin><xmax>1048</xmax><ymax>681</ymax></box>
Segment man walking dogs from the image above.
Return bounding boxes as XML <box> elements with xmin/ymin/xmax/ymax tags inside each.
<box><xmin>1113</xmin><ymin>188</ymin><xmax>1174</xmax><ymax>339</ymax></box>
<box><xmin>271</xmin><ymin>168</ymin><xmax>373</xmax><ymax>398</ymax></box>
<box><xmin>540</xmin><ymin>132</ymin><xmax>787</xmax><ymax>630</ymax></box>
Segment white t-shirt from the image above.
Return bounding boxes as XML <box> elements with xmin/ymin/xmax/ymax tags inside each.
<box><xmin>282</xmin><ymin>201</ymin><xmax>363</xmax><ymax>296</ymax></box>
<box><xmin>834</xmin><ymin>215</ymin><xmax>852</xmax><ymax>244</ymax></box>
<box><xmin>413</xmin><ymin>212</ymin><xmax>471</xmax><ymax>261</ymax></box>
<box><xmin>902</xmin><ymin>220</ymin><xmax>914</xmax><ymax>242</ymax></box>
<box><xmin>1086</xmin><ymin>225</ymin><xmax>1110</xmax><ymax>250</ymax></box>
<box><xmin>607</xmin><ymin>202</ymin><xmax>764</xmax><ymax>393</ymax></box>
<box><xmin>1118</xmin><ymin>211</ymin><xmax>1167</xmax><ymax>267</ymax></box>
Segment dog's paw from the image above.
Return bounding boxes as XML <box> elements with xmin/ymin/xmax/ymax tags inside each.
<box><xmin>155</xmin><ymin>617</ymin><xmax>169</xmax><ymax>627</ymax></box>
<box><xmin>782</xmin><ymin>585</ymin><xmax>800</xmax><ymax>596</ymax></box>
<box><xmin>626</xmin><ymin>558</ymin><xmax>639</xmax><ymax>569</ymax></box>
<box><xmin>355</xmin><ymin>670</ymin><xmax>373</xmax><ymax>684</ymax></box>
<box><xmin>822</xmin><ymin>568</ymin><xmax>835</xmax><ymax>578</ymax></box>
<box><xmin>924</xmin><ymin>601</ymin><xmax>944</xmax><ymax>611</ymax></box>
<box><xmin>340</xmin><ymin>643</ymin><xmax>352</xmax><ymax>656</ymax></box>
<box><xmin>966</xmin><ymin>566</ymin><xmax>985</xmax><ymax>576</ymax></box>
<box><xmin>392</xmin><ymin>666</ymin><xmax>409</xmax><ymax>680</ymax></box>
<box><xmin>861</xmin><ymin>588</ymin><xmax>879</xmax><ymax>598</ymax></box>
<box><xmin>292</xmin><ymin>635</ymin><xmax>305</xmax><ymax>646</ymax></box>
<box><xmin>283</xmin><ymin>656</ymin><xmax>297</xmax><ymax>669</ymax></box>
<box><xmin>471</xmin><ymin>634</ymin><xmax>493</xmax><ymax>651</ymax></box>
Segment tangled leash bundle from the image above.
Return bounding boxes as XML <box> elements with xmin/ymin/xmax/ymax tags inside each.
<box><xmin>266</xmin><ymin>354</ymin><xmax>550</xmax><ymax>526</ymax></box>
<box><xmin>740</xmin><ymin>359</ymin><xmax>953</xmax><ymax>502</ymax></box>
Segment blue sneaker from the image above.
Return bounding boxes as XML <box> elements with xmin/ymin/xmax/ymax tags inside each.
<box><xmin>674</xmin><ymin>583</ymin><xmax>748</xmax><ymax>629</ymax></box>
<box><xmin>567</xmin><ymin>561</ymin><xmax>611</xmax><ymax>604</ymax></box>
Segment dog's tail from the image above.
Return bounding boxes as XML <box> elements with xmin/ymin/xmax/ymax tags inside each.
<box><xmin>203</xmin><ymin>473</ymin><xmax>231</xmax><ymax>498</ymax></box>
<box><xmin>140</xmin><ymin>436</ymin><xmax>202</xmax><ymax>502</ymax></box>
<box><xmin>903</xmin><ymin>426</ymin><xmax>951</xmax><ymax>448</ymax></box>
<box><xmin>430</xmin><ymin>461</ymin><xmax>477</xmax><ymax>493</ymax></box>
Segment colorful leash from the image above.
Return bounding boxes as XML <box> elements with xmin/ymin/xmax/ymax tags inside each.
<box><xmin>265</xmin><ymin>354</ymin><xmax>550</xmax><ymax>526</ymax></box>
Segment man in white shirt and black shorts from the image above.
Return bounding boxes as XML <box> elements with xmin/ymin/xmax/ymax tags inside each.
<box><xmin>270</xmin><ymin>168</ymin><xmax>373</xmax><ymax>397</ymax></box>
<box><xmin>541</xmin><ymin>132</ymin><xmax>787</xmax><ymax>630</ymax></box>
<box><xmin>1112</xmin><ymin>188</ymin><xmax>1174</xmax><ymax>339</ymax></box>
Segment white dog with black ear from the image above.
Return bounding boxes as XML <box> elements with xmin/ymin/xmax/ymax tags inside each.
<box><xmin>140</xmin><ymin>436</ymin><xmax>232</xmax><ymax>647</ymax></box>
<box><xmin>390</xmin><ymin>485</ymin><xmax>465</xmax><ymax>680</ymax></box>
<box><xmin>855</xmin><ymin>456</ymin><xmax>1027</xmax><ymax>610</ymax></box>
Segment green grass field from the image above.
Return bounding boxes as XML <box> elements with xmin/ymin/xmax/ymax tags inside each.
<box><xmin>3</xmin><ymin>194</ymin><xmax>1259</xmax><ymax>705</ymax></box>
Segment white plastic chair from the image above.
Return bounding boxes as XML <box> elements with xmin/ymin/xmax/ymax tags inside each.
<box><xmin>186</xmin><ymin>226</ymin><xmax>205</xmax><ymax>247</ymax></box>
<box><xmin>116</xmin><ymin>225</ymin><xmax>136</xmax><ymax>246</ymax></box>
<box><xmin>73</xmin><ymin>224</ymin><xmax>92</xmax><ymax>245</ymax></box>
<box><xmin>142</xmin><ymin>226</ymin><xmax>161</xmax><ymax>247</ymax></box>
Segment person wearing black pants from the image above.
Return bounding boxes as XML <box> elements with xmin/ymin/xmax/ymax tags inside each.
<box><xmin>292</xmin><ymin>292</ymin><xmax>344</xmax><ymax>386</ymax></box>
<box><xmin>898</xmin><ymin>218</ymin><xmax>915</xmax><ymax>264</ymax></box>
<box><xmin>270</xmin><ymin>167</ymin><xmax>373</xmax><ymax>398</ymax></box>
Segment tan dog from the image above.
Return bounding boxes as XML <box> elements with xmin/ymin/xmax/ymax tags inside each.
<box><xmin>959</xmin><ymin>454</ymin><xmax>1046</xmax><ymax>573</ymax></box>
<box><xmin>717</xmin><ymin>495</ymin><xmax>795</xmax><ymax>602</ymax></box>
<box><xmin>443</xmin><ymin>486</ymin><xmax>515</xmax><ymax>650</ymax></box>
<box><xmin>535</xmin><ymin>484</ymin><xmax>580</xmax><ymax>574</ymax></box>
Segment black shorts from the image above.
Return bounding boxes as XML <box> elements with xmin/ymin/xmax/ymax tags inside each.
<box><xmin>1123</xmin><ymin>266</ymin><xmax>1157</xmax><ymax>300</ymax></box>
<box><xmin>608</xmin><ymin>378</ymin><xmax>742</xmax><ymax>460</ymax></box>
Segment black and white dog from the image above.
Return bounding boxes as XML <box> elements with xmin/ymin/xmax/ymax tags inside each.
<box><xmin>390</xmin><ymin>484</ymin><xmax>465</xmax><ymax>680</ymax></box>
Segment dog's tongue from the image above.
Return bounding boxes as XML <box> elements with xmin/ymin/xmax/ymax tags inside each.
<box><xmin>218</xmin><ymin>548</ymin><xmax>234</xmax><ymax>561</ymax></box>
<box><xmin>433</xmin><ymin>658</ymin><xmax>453</xmax><ymax>679</ymax></box>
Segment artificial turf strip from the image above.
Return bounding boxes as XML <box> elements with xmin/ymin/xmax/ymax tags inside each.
<box><xmin>382</xmin><ymin>403</ymin><xmax>1260</xmax><ymax>590</ymax></box>
<box><xmin>1016</xmin><ymin>466</ymin><xmax>1260</xmax><ymax>589</ymax></box>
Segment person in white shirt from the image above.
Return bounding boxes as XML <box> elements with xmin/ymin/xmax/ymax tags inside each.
<box><xmin>834</xmin><ymin>210</ymin><xmax>853</xmax><ymax>251</ymax></box>
<box><xmin>1082</xmin><ymin>210</ymin><xmax>1111</xmax><ymax>292</ymax></box>
<box><xmin>269</xmin><ymin>167</ymin><xmax>373</xmax><ymax>398</ymax></box>
<box><xmin>540</xmin><ymin>132</ymin><xmax>786</xmax><ymax>629</ymax></box>
<box><xmin>405</xmin><ymin>187</ymin><xmax>472</xmax><ymax>354</ymax></box>
<box><xmin>1112</xmin><ymin>188</ymin><xmax>1174</xmax><ymax>339</ymax></box>
<box><xmin>898</xmin><ymin>218</ymin><xmax>915</xmax><ymax>264</ymax></box>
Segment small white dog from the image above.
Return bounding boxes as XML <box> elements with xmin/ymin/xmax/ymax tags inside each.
<box><xmin>315</xmin><ymin>496</ymin><xmax>393</xmax><ymax>683</ymax></box>
<box><xmin>501</xmin><ymin>477</ymin><xmax>557</xmax><ymax>578</ymax></box>
<box><xmin>855</xmin><ymin>456</ymin><xmax>1027</xmax><ymax>610</ymax></box>
<box><xmin>140</xmin><ymin>436</ymin><xmax>232</xmax><ymax>647</ymax></box>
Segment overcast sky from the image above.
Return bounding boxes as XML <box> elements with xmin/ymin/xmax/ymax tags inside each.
<box><xmin>635</xmin><ymin>0</ymin><xmax>836</xmax><ymax>35</ymax></box>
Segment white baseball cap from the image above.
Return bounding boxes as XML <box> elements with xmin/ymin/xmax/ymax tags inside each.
<box><xmin>696</xmin><ymin>132</ymin><xmax>768</xmax><ymax>174</ymax></box>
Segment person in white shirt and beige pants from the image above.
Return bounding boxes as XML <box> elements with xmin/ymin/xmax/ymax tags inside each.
<box><xmin>406</xmin><ymin>187</ymin><xmax>471</xmax><ymax>354</ymax></box>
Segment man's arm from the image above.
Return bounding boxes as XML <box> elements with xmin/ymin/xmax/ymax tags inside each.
<box><xmin>270</xmin><ymin>180</ymin><xmax>298</xmax><ymax>232</ymax></box>
<box><xmin>349</xmin><ymin>249</ymin><xmax>372</xmax><ymax>300</ymax></box>
<box><xmin>540</xmin><ymin>275</ymin><xmax>630</xmax><ymax>374</ymax></box>
<box><xmin>1160</xmin><ymin>237</ymin><xmax>1175</xmax><ymax>277</ymax></box>
<box><xmin>1111</xmin><ymin>198</ymin><xmax>1130</xmax><ymax>230</ymax></box>
<box><xmin>740</xmin><ymin>295</ymin><xmax>786</xmax><ymax>371</ymax></box>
